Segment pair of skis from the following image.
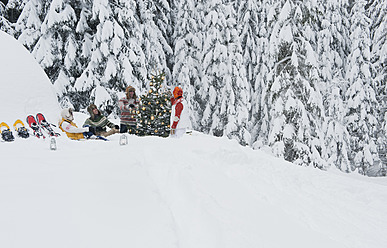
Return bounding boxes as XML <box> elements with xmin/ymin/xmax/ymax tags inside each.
<box><xmin>26</xmin><ymin>113</ymin><xmax>60</xmax><ymax>139</ymax></box>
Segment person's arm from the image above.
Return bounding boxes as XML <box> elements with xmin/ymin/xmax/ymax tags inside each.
<box><xmin>61</xmin><ymin>121</ymin><xmax>89</xmax><ymax>133</ymax></box>
<box><xmin>83</xmin><ymin>118</ymin><xmax>91</xmax><ymax>127</ymax></box>
<box><xmin>106</xmin><ymin>118</ymin><xmax>117</xmax><ymax>129</ymax></box>
<box><xmin>134</xmin><ymin>98</ymin><xmax>140</xmax><ymax>108</ymax></box>
<box><xmin>119</xmin><ymin>99</ymin><xmax>129</xmax><ymax>111</ymax></box>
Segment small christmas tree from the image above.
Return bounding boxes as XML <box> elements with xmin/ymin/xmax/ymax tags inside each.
<box><xmin>137</xmin><ymin>71</ymin><xmax>172</xmax><ymax>137</ymax></box>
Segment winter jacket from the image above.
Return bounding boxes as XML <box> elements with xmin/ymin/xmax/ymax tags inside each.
<box><xmin>170</xmin><ymin>96</ymin><xmax>190</xmax><ymax>130</ymax></box>
<box><xmin>119</xmin><ymin>96</ymin><xmax>139</xmax><ymax>126</ymax></box>
<box><xmin>83</xmin><ymin>105</ymin><xmax>116</xmax><ymax>131</ymax></box>
<box><xmin>59</xmin><ymin>118</ymin><xmax>88</xmax><ymax>140</ymax></box>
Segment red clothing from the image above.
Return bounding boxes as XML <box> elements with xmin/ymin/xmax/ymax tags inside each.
<box><xmin>171</xmin><ymin>96</ymin><xmax>185</xmax><ymax>129</ymax></box>
<box><xmin>119</xmin><ymin>96</ymin><xmax>139</xmax><ymax>126</ymax></box>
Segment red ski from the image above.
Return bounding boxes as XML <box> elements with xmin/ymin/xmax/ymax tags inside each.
<box><xmin>36</xmin><ymin>113</ymin><xmax>60</xmax><ymax>137</ymax></box>
<box><xmin>26</xmin><ymin>115</ymin><xmax>45</xmax><ymax>139</ymax></box>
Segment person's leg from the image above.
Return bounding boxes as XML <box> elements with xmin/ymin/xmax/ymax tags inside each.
<box><xmin>102</xmin><ymin>128</ymin><xmax>119</xmax><ymax>137</ymax></box>
<box><xmin>120</xmin><ymin>124</ymin><xmax>128</xmax><ymax>133</ymax></box>
<box><xmin>172</xmin><ymin>128</ymin><xmax>186</xmax><ymax>138</ymax></box>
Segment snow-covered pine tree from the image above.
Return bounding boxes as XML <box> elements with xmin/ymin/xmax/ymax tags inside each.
<box><xmin>150</xmin><ymin>0</ymin><xmax>173</xmax><ymax>78</ymax></box>
<box><xmin>323</xmin><ymin>81</ymin><xmax>351</xmax><ymax>172</ymax></box>
<box><xmin>369</xmin><ymin>0</ymin><xmax>387</xmax><ymax>171</ymax></box>
<box><xmin>31</xmin><ymin>0</ymin><xmax>83</xmax><ymax>111</ymax></box>
<box><xmin>54</xmin><ymin>0</ymin><xmax>92</xmax><ymax>110</ymax></box>
<box><xmin>345</xmin><ymin>0</ymin><xmax>379</xmax><ymax>175</ymax></box>
<box><xmin>33</xmin><ymin>0</ymin><xmax>77</xmax><ymax>82</ymax></box>
<box><xmin>71</xmin><ymin>0</ymin><xmax>139</xmax><ymax>115</ymax></box>
<box><xmin>317</xmin><ymin>0</ymin><xmax>351</xmax><ymax>171</ymax></box>
<box><xmin>266</xmin><ymin>0</ymin><xmax>326</xmax><ymax>168</ymax></box>
<box><xmin>172</xmin><ymin>0</ymin><xmax>203</xmax><ymax>132</ymax></box>
<box><xmin>236</xmin><ymin>0</ymin><xmax>273</xmax><ymax>148</ymax></box>
<box><xmin>14</xmin><ymin>0</ymin><xmax>46</xmax><ymax>50</ymax></box>
<box><xmin>200</xmin><ymin>0</ymin><xmax>251</xmax><ymax>145</ymax></box>
<box><xmin>114</xmin><ymin>0</ymin><xmax>147</xmax><ymax>90</ymax></box>
<box><xmin>2</xmin><ymin>0</ymin><xmax>23</xmax><ymax>24</ymax></box>
<box><xmin>137</xmin><ymin>0</ymin><xmax>169</xmax><ymax>85</ymax></box>
<box><xmin>0</xmin><ymin>1</ymin><xmax>14</xmax><ymax>34</ymax></box>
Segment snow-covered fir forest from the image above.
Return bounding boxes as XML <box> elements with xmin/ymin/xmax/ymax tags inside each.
<box><xmin>0</xmin><ymin>0</ymin><xmax>386</xmax><ymax>176</ymax></box>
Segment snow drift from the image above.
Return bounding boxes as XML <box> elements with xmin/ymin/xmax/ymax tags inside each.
<box><xmin>0</xmin><ymin>30</ymin><xmax>60</xmax><ymax>125</ymax></box>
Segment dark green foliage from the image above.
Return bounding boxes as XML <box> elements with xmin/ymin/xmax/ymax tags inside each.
<box><xmin>137</xmin><ymin>71</ymin><xmax>171</xmax><ymax>137</ymax></box>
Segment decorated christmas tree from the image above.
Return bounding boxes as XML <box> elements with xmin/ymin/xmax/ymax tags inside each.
<box><xmin>137</xmin><ymin>71</ymin><xmax>172</xmax><ymax>137</ymax></box>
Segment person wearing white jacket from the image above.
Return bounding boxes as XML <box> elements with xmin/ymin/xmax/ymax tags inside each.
<box><xmin>59</xmin><ymin>108</ymin><xmax>95</xmax><ymax>140</ymax></box>
<box><xmin>170</xmin><ymin>86</ymin><xmax>190</xmax><ymax>138</ymax></box>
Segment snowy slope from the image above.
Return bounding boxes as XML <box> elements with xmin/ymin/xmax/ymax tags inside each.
<box><xmin>1</xmin><ymin>28</ymin><xmax>387</xmax><ymax>248</ymax></box>
<box><xmin>1</xmin><ymin>135</ymin><xmax>387</xmax><ymax>248</ymax></box>
<box><xmin>0</xmin><ymin>30</ymin><xmax>60</xmax><ymax>125</ymax></box>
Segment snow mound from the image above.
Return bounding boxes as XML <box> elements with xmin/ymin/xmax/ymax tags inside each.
<box><xmin>0</xmin><ymin>30</ymin><xmax>60</xmax><ymax>125</ymax></box>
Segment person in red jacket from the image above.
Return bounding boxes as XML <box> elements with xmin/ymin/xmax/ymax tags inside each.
<box><xmin>170</xmin><ymin>86</ymin><xmax>190</xmax><ymax>138</ymax></box>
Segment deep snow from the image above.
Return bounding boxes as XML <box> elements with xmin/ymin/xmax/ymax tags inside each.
<box><xmin>0</xmin><ymin>31</ymin><xmax>387</xmax><ymax>248</ymax></box>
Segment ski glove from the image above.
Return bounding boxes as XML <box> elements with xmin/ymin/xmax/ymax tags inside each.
<box><xmin>114</xmin><ymin>125</ymin><xmax>120</xmax><ymax>130</ymax></box>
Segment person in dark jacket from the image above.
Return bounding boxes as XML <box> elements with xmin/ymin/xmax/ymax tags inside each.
<box><xmin>83</xmin><ymin>104</ymin><xmax>119</xmax><ymax>137</ymax></box>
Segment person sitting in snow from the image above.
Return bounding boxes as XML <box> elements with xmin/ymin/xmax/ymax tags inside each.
<box><xmin>118</xmin><ymin>86</ymin><xmax>139</xmax><ymax>134</ymax></box>
<box><xmin>83</xmin><ymin>104</ymin><xmax>119</xmax><ymax>137</ymax></box>
<box><xmin>59</xmin><ymin>108</ymin><xmax>96</xmax><ymax>140</ymax></box>
<box><xmin>170</xmin><ymin>86</ymin><xmax>190</xmax><ymax>138</ymax></box>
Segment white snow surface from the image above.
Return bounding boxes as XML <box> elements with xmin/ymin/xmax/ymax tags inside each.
<box><xmin>0</xmin><ymin>30</ymin><xmax>60</xmax><ymax>124</ymax></box>
<box><xmin>1</xmin><ymin>29</ymin><xmax>387</xmax><ymax>248</ymax></box>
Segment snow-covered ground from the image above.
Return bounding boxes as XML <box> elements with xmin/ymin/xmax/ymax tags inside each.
<box><xmin>1</xmin><ymin>31</ymin><xmax>387</xmax><ymax>248</ymax></box>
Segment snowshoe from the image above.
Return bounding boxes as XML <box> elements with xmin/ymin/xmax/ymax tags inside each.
<box><xmin>0</xmin><ymin>122</ymin><xmax>15</xmax><ymax>142</ymax></box>
<box><xmin>13</xmin><ymin>119</ymin><xmax>30</xmax><ymax>138</ymax></box>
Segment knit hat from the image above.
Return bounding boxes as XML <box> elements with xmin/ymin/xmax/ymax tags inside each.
<box><xmin>126</xmin><ymin>86</ymin><xmax>135</xmax><ymax>93</ymax></box>
<box><xmin>61</xmin><ymin>108</ymin><xmax>74</xmax><ymax>121</ymax></box>
<box><xmin>125</xmin><ymin>86</ymin><xmax>137</xmax><ymax>99</ymax></box>
<box><xmin>87</xmin><ymin>104</ymin><xmax>99</xmax><ymax>119</ymax></box>
<box><xmin>173</xmin><ymin>86</ymin><xmax>183</xmax><ymax>98</ymax></box>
